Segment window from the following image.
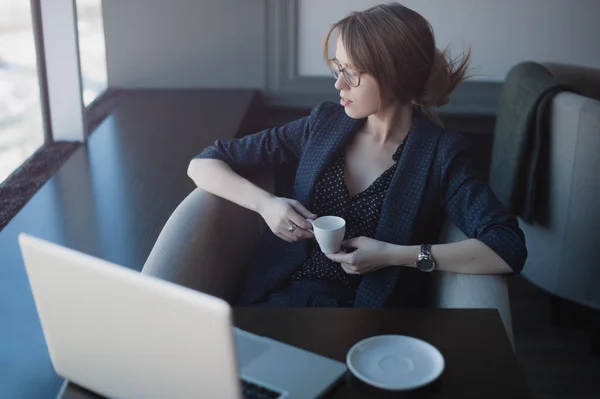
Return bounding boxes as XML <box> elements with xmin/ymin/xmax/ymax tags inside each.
<box><xmin>0</xmin><ymin>0</ymin><xmax>45</xmax><ymax>184</ymax></box>
<box><xmin>76</xmin><ymin>0</ymin><xmax>107</xmax><ymax>106</ymax></box>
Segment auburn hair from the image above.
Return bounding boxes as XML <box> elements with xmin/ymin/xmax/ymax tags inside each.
<box><xmin>323</xmin><ymin>3</ymin><xmax>471</xmax><ymax>126</ymax></box>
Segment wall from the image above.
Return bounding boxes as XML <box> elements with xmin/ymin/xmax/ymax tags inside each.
<box><xmin>298</xmin><ymin>0</ymin><xmax>600</xmax><ymax>81</ymax></box>
<box><xmin>102</xmin><ymin>0</ymin><xmax>266</xmax><ymax>89</ymax></box>
<box><xmin>99</xmin><ymin>0</ymin><xmax>600</xmax><ymax>112</ymax></box>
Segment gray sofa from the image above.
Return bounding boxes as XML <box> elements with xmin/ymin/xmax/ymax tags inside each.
<box><xmin>141</xmin><ymin>172</ymin><xmax>515</xmax><ymax>346</ymax></box>
<box><xmin>518</xmin><ymin>63</ymin><xmax>600</xmax><ymax>311</ymax></box>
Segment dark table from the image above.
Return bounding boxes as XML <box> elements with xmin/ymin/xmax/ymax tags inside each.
<box><xmin>60</xmin><ymin>308</ymin><xmax>531</xmax><ymax>398</ymax></box>
<box><xmin>0</xmin><ymin>90</ymin><xmax>256</xmax><ymax>398</ymax></box>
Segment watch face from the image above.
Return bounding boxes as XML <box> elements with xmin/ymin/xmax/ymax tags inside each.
<box><xmin>418</xmin><ymin>259</ymin><xmax>435</xmax><ymax>272</ymax></box>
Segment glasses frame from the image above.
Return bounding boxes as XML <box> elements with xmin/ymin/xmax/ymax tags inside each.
<box><xmin>328</xmin><ymin>58</ymin><xmax>361</xmax><ymax>87</ymax></box>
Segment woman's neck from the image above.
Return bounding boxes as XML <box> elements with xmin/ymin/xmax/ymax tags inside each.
<box><xmin>364</xmin><ymin>102</ymin><xmax>413</xmax><ymax>145</ymax></box>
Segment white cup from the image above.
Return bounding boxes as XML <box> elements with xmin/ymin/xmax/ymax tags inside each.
<box><xmin>306</xmin><ymin>216</ymin><xmax>346</xmax><ymax>254</ymax></box>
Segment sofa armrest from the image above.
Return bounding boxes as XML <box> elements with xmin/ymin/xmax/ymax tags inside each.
<box><xmin>542</xmin><ymin>62</ymin><xmax>600</xmax><ymax>101</ymax></box>
<box><xmin>141</xmin><ymin>172</ymin><xmax>273</xmax><ymax>303</ymax></box>
<box><xmin>435</xmin><ymin>220</ymin><xmax>514</xmax><ymax>347</ymax></box>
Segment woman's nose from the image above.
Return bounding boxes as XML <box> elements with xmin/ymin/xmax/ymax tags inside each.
<box><xmin>334</xmin><ymin>73</ymin><xmax>348</xmax><ymax>91</ymax></box>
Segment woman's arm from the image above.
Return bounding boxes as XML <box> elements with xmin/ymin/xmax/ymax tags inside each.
<box><xmin>325</xmin><ymin>236</ymin><xmax>511</xmax><ymax>275</ymax></box>
<box><xmin>187</xmin><ymin>103</ymin><xmax>336</xmax><ymax>241</ymax></box>
<box><xmin>188</xmin><ymin>102</ymin><xmax>334</xmax><ymax>207</ymax></box>
<box><xmin>438</xmin><ymin>132</ymin><xmax>527</xmax><ymax>274</ymax></box>
<box><xmin>383</xmin><ymin>239</ymin><xmax>512</xmax><ymax>274</ymax></box>
<box><xmin>188</xmin><ymin>159</ymin><xmax>315</xmax><ymax>242</ymax></box>
<box><xmin>193</xmin><ymin>103</ymin><xmax>327</xmax><ymax>176</ymax></box>
<box><xmin>188</xmin><ymin>101</ymin><xmax>328</xmax><ymax>211</ymax></box>
<box><xmin>187</xmin><ymin>158</ymin><xmax>273</xmax><ymax>213</ymax></box>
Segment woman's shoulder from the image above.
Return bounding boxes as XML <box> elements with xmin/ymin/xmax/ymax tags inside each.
<box><xmin>308</xmin><ymin>101</ymin><xmax>350</xmax><ymax>129</ymax></box>
<box><xmin>436</xmin><ymin>128</ymin><xmax>474</xmax><ymax>158</ymax></box>
<box><xmin>309</xmin><ymin>101</ymin><xmax>344</xmax><ymax>118</ymax></box>
<box><xmin>306</xmin><ymin>102</ymin><xmax>369</xmax><ymax>141</ymax></box>
<box><xmin>411</xmin><ymin>109</ymin><xmax>469</xmax><ymax>156</ymax></box>
<box><xmin>432</xmin><ymin>128</ymin><xmax>490</xmax><ymax>184</ymax></box>
<box><xmin>311</xmin><ymin>101</ymin><xmax>345</xmax><ymax>117</ymax></box>
<box><xmin>429</xmin><ymin>127</ymin><xmax>481</xmax><ymax>178</ymax></box>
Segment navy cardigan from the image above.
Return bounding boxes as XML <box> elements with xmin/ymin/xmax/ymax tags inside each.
<box><xmin>195</xmin><ymin>102</ymin><xmax>527</xmax><ymax>307</ymax></box>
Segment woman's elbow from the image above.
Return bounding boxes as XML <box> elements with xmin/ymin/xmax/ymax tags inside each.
<box><xmin>483</xmin><ymin>245</ymin><xmax>516</xmax><ymax>275</ymax></box>
<box><xmin>513</xmin><ymin>241</ymin><xmax>528</xmax><ymax>274</ymax></box>
<box><xmin>187</xmin><ymin>158</ymin><xmax>199</xmax><ymax>178</ymax></box>
<box><xmin>501</xmin><ymin>238</ymin><xmax>527</xmax><ymax>275</ymax></box>
<box><xmin>187</xmin><ymin>158</ymin><xmax>210</xmax><ymax>185</ymax></box>
<box><xmin>478</xmin><ymin>228</ymin><xmax>527</xmax><ymax>275</ymax></box>
<box><xmin>187</xmin><ymin>158</ymin><xmax>198</xmax><ymax>181</ymax></box>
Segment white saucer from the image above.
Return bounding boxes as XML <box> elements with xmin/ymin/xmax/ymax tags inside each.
<box><xmin>346</xmin><ymin>335</ymin><xmax>445</xmax><ymax>391</ymax></box>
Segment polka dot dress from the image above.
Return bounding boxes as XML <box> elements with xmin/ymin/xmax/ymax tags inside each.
<box><xmin>291</xmin><ymin>137</ymin><xmax>408</xmax><ymax>290</ymax></box>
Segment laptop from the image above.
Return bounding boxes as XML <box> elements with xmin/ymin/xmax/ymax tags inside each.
<box><xmin>18</xmin><ymin>234</ymin><xmax>347</xmax><ymax>399</ymax></box>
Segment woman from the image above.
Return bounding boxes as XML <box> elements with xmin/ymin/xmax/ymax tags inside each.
<box><xmin>187</xmin><ymin>3</ymin><xmax>527</xmax><ymax>308</ymax></box>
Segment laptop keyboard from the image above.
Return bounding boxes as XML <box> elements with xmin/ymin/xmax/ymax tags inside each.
<box><xmin>241</xmin><ymin>379</ymin><xmax>282</xmax><ymax>399</ymax></box>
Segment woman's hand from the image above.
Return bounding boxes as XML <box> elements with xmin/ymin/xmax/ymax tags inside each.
<box><xmin>325</xmin><ymin>237</ymin><xmax>391</xmax><ymax>274</ymax></box>
<box><xmin>258</xmin><ymin>197</ymin><xmax>316</xmax><ymax>242</ymax></box>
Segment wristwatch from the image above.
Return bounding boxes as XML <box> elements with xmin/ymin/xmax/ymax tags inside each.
<box><xmin>416</xmin><ymin>244</ymin><xmax>436</xmax><ymax>272</ymax></box>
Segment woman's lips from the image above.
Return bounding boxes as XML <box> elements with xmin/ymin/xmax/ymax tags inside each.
<box><xmin>340</xmin><ymin>97</ymin><xmax>353</xmax><ymax>107</ymax></box>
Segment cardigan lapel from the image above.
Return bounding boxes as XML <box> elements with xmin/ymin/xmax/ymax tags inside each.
<box><xmin>294</xmin><ymin>113</ymin><xmax>365</xmax><ymax>208</ymax></box>
<box><xmin>258</xmin><ymin>111</ymin><xmax>365</xmax><ymax>296</ymax></box>
<box><xmin>354</xmin><ymin>109</ymin><xmax>442</xmax><ymax>307</ymax></box>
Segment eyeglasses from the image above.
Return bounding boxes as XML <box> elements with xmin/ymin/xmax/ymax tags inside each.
<box><xmin>328</xmin><ymin>58</ymin><xmax>361</xmax><ymax>87</ymax></box>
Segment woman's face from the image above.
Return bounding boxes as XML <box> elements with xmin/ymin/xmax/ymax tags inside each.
<box><xmin>333</xmin><ymin>36</ymin><xmax>381</xmax><ymax>119</ymax></box>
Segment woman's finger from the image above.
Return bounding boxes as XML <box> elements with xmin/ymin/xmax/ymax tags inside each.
<box><xmin>290</xmin><ymin>201</ymin><xmax>318</xmax><ymax>221</ymax></box>
<box><xmin>280</xmin><ymin>226</ymin><xmax>301</xmax><ymax>242</ymax></box>
<box><xmin>286</xmin><ymin>210</ymin><xmax>313</xmax><ymax>231</ymax></box>
<box><xmin>341</xmin><ymin>263</ymin><xmax>359</xmax><ymax>274</ymax></box>
<box><xmin>293</xmin><ymin>227</ymin><xmax>314</xmax><ymax>239</ymax></box>
<box><xmin>341</xmin><ymin>237</ymin><xmax>360</xmax><ymax>249</ymax></box>
<box><xmin>276</xmin><ymin>230</ymin><xmax>297</xmax><ymax>242</ymax></box>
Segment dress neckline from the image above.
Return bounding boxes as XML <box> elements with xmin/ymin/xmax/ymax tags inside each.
<box><xmin>341</xmin><ymin>132</ymin><xmax>409</xmax><ymax>200</ymax></box>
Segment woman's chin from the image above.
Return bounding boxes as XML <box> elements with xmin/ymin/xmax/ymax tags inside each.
<box><xmin>343</xmin><ymin>106</ymin><xmax>368</xmax><ymax>120</ymax></box>
<box><xmin>344</xmin><ymin>104</ymin><xmax>361</xmax><ymax>119</ymax></box>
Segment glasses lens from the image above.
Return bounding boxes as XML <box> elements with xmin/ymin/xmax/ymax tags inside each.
<box><xmin>345</xmin><ymin>68</ymin><xmax>359</xmax><ymax>87</ymax></box>
<box><xmin>329</xmin><ymin>60</ymin><xmax>340</xmax><ymax>79</ymax></box>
